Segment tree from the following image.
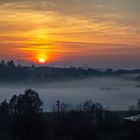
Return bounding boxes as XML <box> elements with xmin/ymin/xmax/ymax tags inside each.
<box><xmin>9</xmin><ymin>89</ymin><xmax>45</xmax><ymax>140</ymax></box>
<box><xmin>7</xmin><ymin>60</ymin><xmax>15</xmax><ymax>68</ymax></box>
<box><xmin>82</xmin><ymin>100</ymin><xmax>103</xmax><ymax>119</ymax></box>
<box><xmin>0</xmin><ymin>100</ymin><xmax>11</xmax><ymax>133</ymax></box>
<box><xmin>59</xmin><ymin>102</ymin><xmax>72</xmax><ymax>113</ymax></box>
<box><xmin>0</xmin><ymin>100</ymin><xmax>9</xmax><ymax>115</ymax></box>
<box><xmin>82</xmin><ymin>100</ymin><xmax>95</xmax><ymax>112</ymax></box>
<box><xmin>16</xmin><ymin>89</ymin><xmax>43</xmax><ymax>116</ymax></box>
<box><xmin>9</xmin><ymin>95</ymin><xmax>18</xmax><ymax>114</ymax></box>
<box><xmin>0</xmin><ymin>60</ymin><xmax>6</xmax><ymax>67</ymax></box>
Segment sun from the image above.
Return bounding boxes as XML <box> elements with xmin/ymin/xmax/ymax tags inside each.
<box><xmin>38</xmin><ymin>58</ymin><xmax>46</xmax><ymax>63</ymax></box>
<box><xmin>36</xmin><ymin>52</ymin><xmax>48</xmax><ymax>64</ymax></box>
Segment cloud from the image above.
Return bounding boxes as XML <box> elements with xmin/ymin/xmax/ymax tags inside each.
<box><xmin>1</xmin><ymin>0</ymin><xmax>139</xmax><ymax>35</ymax></box>
<box><xmin>0</xmin><ymin>0</ymin><xmax>140</xmax><ymax>67</ymax></box>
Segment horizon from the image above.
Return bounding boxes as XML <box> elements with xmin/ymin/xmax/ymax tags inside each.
<box><xmin>1</xmin><ymin>59</ymin><xmax>140</xmax><ymax>70</ymax></box>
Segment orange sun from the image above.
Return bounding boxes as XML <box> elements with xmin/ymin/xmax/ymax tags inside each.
<box><xmin>37</xmin><ymin>52</ymin><xmax>48</xmax><ymax>64</ymax></box>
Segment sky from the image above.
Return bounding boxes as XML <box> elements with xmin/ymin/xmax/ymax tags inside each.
<box><xmin>0</xmin><ymin>0</ymin><xmax>140</xmax><ymax>68</ymax></box>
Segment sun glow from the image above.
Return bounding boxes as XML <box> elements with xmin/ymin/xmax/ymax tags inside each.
<box><xmin>37</xmin><ymin>52</ymin><xmax>48</xmax><ymax>64</ymax></box>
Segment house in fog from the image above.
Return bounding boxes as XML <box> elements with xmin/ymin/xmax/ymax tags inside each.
<box><xmin>124</xmin><ymin>114</ymin><xmax>140</xmax><ymax>121</ymax></box>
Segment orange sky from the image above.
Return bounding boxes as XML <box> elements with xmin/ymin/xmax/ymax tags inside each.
<box><xmin>0</xmin><ymin>0</ymin><xmax>140</xmax><ymax>68</ymax></box>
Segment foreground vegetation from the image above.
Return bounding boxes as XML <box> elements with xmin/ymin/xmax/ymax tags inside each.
<box><xmin>0</xmin><ymin>89</ymin><xmax>140</xmax><ymax>140</ymax></box>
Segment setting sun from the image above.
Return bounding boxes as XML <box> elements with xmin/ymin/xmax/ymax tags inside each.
<box><xmin>37</xmin><ymin>52</ymin><xmax>48</xmax><ymax>64</ymax></box>
<box><xmin>39</xmin><ymin>58</ymin><xmax>46</xmax><ymax>63</ymax></box>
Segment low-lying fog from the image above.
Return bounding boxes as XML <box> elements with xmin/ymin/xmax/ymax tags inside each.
<box><xmin>0</xmin><ymin>77</ymin><xmax>140</xmax><ymax>111</ymax></box>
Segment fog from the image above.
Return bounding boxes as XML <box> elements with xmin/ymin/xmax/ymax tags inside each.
<box><xmin>0</xmin><ymin>77</ymin><xmax>140</xmax><ymax>111</ymax></box>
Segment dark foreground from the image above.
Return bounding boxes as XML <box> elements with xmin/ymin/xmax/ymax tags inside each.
<box><xmin>0</xmin><ymin>89</ymin><xmax>140</xmax><ymax>140</ymax></box>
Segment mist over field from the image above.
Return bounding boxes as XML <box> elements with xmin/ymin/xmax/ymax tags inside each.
<box><xmin>0</xmin><ymin>77</ymin><xmax>140</xmax><ymax>111</ymax></box>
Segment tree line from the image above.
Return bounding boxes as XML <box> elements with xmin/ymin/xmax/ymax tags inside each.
<box><xmin>0</xmin><ymin>60</ymin><xmax>140</xmax><ymax>82</ymax></box>
<box><xmin>0</xmin><ymin>89</ymin><xmax>140</xmax><ymax>140</ymax></box>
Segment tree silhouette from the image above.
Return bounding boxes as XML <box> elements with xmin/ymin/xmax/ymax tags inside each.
<box><xmin>16</xmin><ymin>89</ymin><xmax>43</xmax><ymax>115</ymax></box>
<box><xmin>9</xmin><ymin>89</ymin><xmax>45</xmax><ymax>140</ymax></box>
<box><xmin>82</xmin><ymin>100</ymin><xmax>95</xmax><ymax>112</ymax></box>
<box><xmin>7</xmin><ymin>60</ymin><xmax>15</xmax><ymax>68</ymax></box>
